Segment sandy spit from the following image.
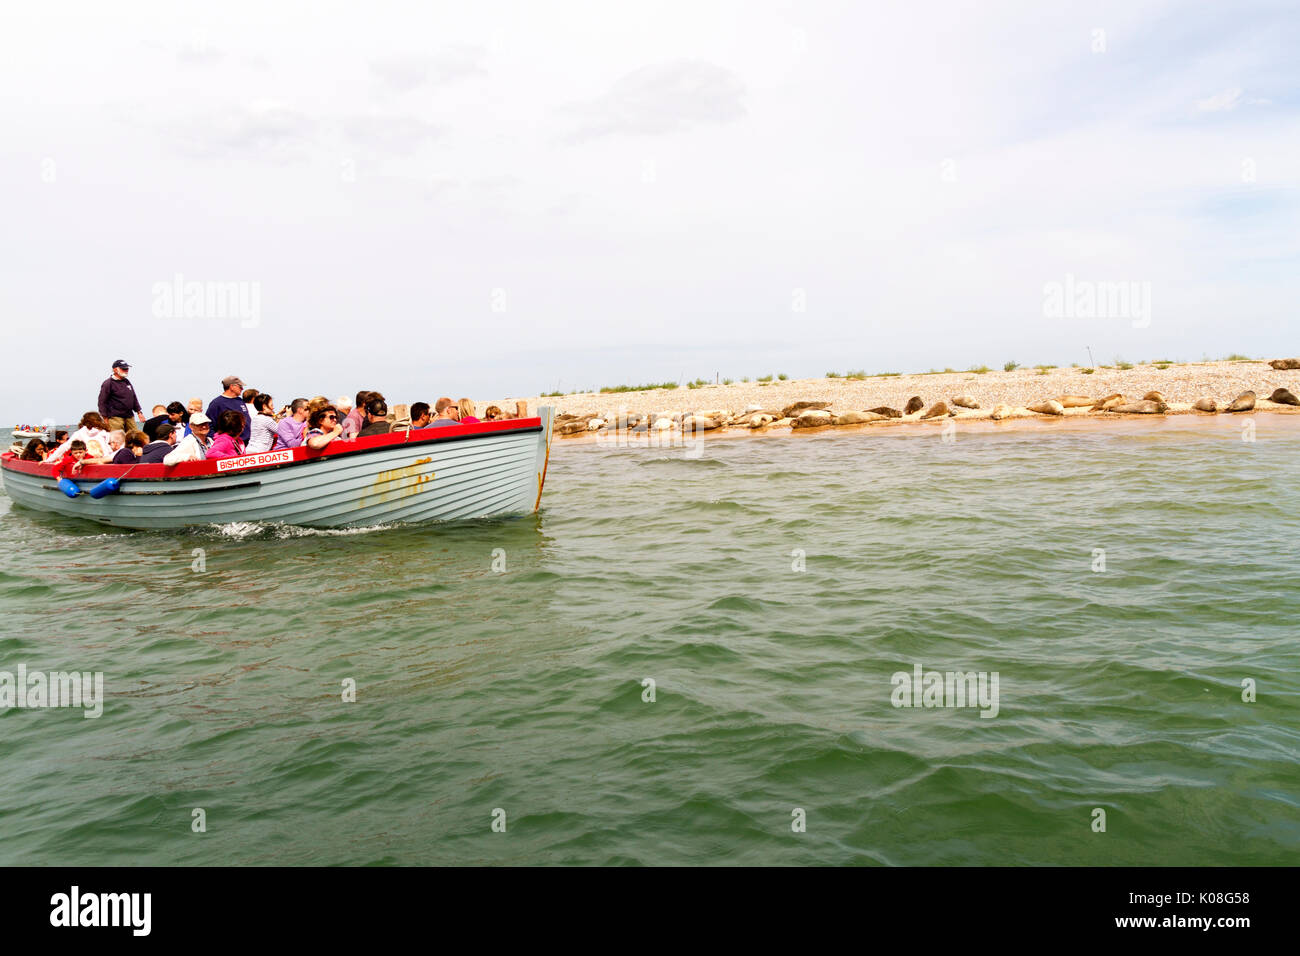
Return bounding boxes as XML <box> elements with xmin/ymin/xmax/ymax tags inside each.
<box><xmin>484</xmin><ymin>360</ymin><xmax>1299</xmax><ymax>440</ymax></box>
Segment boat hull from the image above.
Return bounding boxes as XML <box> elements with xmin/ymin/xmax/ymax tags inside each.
<box><xmin>1</xmin><ymin>410</ymin><xmax>554</xmax><ymax>530</ymax></box>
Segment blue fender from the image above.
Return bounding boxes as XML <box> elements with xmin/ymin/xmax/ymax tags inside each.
<box><xmin>57</xmin><ymin>477</ymin><xmax>81</xmax><ymax>498</ymax></box>
<box><xmin>89</xmin><ymin>477</ymin><xmax>121</xmax><ymax>499</ymax></box>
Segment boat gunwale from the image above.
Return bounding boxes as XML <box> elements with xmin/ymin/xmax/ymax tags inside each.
<box><xmin>2</xmin><ymin>418</ymin><xmax>543</xmax><ymax>485</ymax></box>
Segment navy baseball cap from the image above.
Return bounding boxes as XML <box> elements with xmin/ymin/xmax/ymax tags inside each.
<box><xmin>112</xmin><ymin>359</ymin><xmax>131</xmax><ymax>370</ymax></box>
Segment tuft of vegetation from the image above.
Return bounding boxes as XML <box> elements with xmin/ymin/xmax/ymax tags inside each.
<box><xmin>826</xmin><ymin>371</ymin><xmax>841</xmax><ymax>378</ymax></box>
<box><xmin>777</xmin><ymin>372</ymin><xmax>789</xmax><ymax>381</ymax></box>
<box><xmin>844</xmin><ymin>369</ymin><xmax>866</xmax><ymax>379</ymax></box>
<box><xmin>970</xmin><ymin>364</ymin><xmax>991</xmax><ymax>374</ymax></box>
<box><xmin>1034</xmin><ymin>364</ymin><xmax>1057</xmax><ymax>371</ymax></box>
<box><xmin>1081</xmin><ymin>368</ymin><xmax>1095</xmax><ymax>374</ymax></box>
<box><xmin>944</xmin><ymin>367</ymin><xmax>955</xmax><ymax>374</ymax></box>
<box><xmin>757</xmin><ymin>374</ymin><xmax>774</xmax><ymax>382</ymax></box>
<box><xmin>599</xmin><ymin>382</ymin><xmax>679</xmax><ymax>394</ymax></box>
<box><xmin>1223</xmin><ymin>353</ymin><xmax>1253</xmax><ymax>361</ymax></box>
<box><xmin>1115</xmin><ymin>361</ymin><xmax>1134</xmax><ymax>370</ymax></box>
<box><xmin>741</xmin><ymin>376</ymin><xmax>751</xmax><ymax>383</ymax></box>
<box><xmin>541</xmin><ymin>390</ymin><xmax>565</xmax><ymax>397</ymax></box>
<box><xmin>1004</xmin><ymin>361</ymin><xmax>1019</xmax><ymax>372</ymax></box>
<box><xmin>1036</xmin><ymin>368</ymin><xmax>1050</xmax><ymax>375</ymax></box>
<box><xmin>722</xmin><ymin>378</ymin><xmax>733</xmax><ymax>385</ymax></box>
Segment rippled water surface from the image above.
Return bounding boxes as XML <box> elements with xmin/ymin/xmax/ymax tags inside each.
<box><xmin>2</xmin><ymin>417</ymin><xmax>1297</xmax><ymax>865</ymax></box>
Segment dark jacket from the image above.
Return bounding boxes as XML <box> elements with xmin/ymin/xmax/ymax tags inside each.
<box><xmin>99</xmin><ymin>376</ymin><xmax>141</xmax><ymax>420</ymax></box>
<box><xmin>139</xmin><ymin>441</ymin><xmax>173</xmax><ymax>464</ymax></box>
<box><xmin>206</xmin><ymin>396</ymin><xmax>252</xmax><ymax>443</ymax></box>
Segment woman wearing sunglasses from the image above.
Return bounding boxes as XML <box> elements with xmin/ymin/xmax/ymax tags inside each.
<box><xmin>305</xmin><ymin>406</ymin><xmax>344</xmax><ymax>450</ymax></box>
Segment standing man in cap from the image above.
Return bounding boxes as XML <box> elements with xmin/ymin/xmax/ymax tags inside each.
<box><xmin>206</xmin><ymin>375</ymin><xmax>252</xmax><ymax>444</ymax></box>
<box><xmin>98</xmin><ymin>360</ymin><xmax>144</xmax><ymax>430</ymax></box>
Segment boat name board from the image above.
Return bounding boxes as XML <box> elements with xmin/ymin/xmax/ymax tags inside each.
<box><xmin>216</xmin><ymin>449</ymin><xmax>293</xmax><ymax>472</ymax></box>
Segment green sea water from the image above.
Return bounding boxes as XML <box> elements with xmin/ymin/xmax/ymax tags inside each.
<box><xmin>1</xmin><ymin>416</ymin><xmax>1297</xmax><ymax>866</ymax></box>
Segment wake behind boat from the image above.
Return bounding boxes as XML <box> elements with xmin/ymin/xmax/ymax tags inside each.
<box><xmin>0</xmin><ymin>409</ymin><xmax>554</xmax><ymax>530</ymax></box>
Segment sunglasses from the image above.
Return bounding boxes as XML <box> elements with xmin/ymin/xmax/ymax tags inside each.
<box><xmin>322</xmin><ymin>414</ymin><xmax>338</xmax><ymax>420</ymax></box>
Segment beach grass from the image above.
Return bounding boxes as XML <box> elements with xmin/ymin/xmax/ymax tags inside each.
<box><xmin>599</xmin><ymin>382</ymin><xmax>679</xmax><ymax>394</ymax></box>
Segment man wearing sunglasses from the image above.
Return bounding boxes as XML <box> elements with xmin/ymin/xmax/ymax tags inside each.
<box><xmin>429</xmin><ymin>397</ymin><xmax>461</xmax><ymax>428</ymax></box>
<box><xmin>275</xmin><ymin>399</ymin><xmax>310</xmax><ymax>448</ymax></box>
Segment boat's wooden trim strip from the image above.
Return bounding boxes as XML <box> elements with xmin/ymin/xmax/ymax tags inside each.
<box><xmin>2</xmin><ymin>418</ymin><xmax>543</xmax><ymax>484</ymax></box>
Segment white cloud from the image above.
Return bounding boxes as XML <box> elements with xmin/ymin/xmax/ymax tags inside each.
<box><xmin>1196</xmin><ymin>87</ymin><xmax>1244</xmax><ymax>112</ymax></box>
<box><xmin>560</xmin><ymin>59</ymin><xmax>746</xmax><ymax>142</ymax></box>
<box><xmin>341</xmin><ymin>114</ymin><xmax>442</xmax><ymax>153</ymax></box>
<box><xmin>369</xmin><ymin>46</ymin><xmax>487</xmax><ymax>92</ymax></box>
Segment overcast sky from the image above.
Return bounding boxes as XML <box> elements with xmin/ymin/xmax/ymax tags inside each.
<box><xmin>2</xmin><ymin>1</ymin><xmax>1297</xmax><ymax>420</ymax></box>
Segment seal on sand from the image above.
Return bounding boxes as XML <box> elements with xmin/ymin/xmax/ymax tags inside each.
<box><xmin>834</xmin><ymin>411</ymin><xmax>887</xmax><ymax>425</ymax></box>
<box><xmin>1092</xmin><ymin>393</ymin><xmax>1125</xmax><ymax>411</ymax></box>
<box><xmin>1268</xmin><ymin>358</ymin><xmax>1300</xmax><ymax>370</ymax></box>
<box><xmin>1142</xmin><ymin>391</ymin><xmax>1166</xmax><ymax>402</ymax></box>
<box><xmin>990</xmin><ymin>404</ymin><xmax>1014</xmax><ymax>420</ymax></box>
<box><xmin>951</xmin><ymin>395</ymin><xmax>979</xmax><ymax>408</ymax></box>
<box><xmin>791</xmin><ymin>409</ymin><xmax>834</xmax><ymax>429</ymax></box>
<box><xmin>1268</xmin><ymin>388</ymin><xmax>1299</xmax><ymax>406</ymax></box>
<box><xmin>867</xmin><ymin>406</ymin><xmax>902</xmax><ymax>418</ymax></box>
<box><xmin>1112</xmin><ymin>400</ymin><xmax>1169</xmax><ymax>414</ymax></box>
<box><xmin>1057</xmin><ymin>395</ymin><xmax>1093</xmax><ymax>408</ymax></box>
<box><xmin>1027</xmin><ymin>400</ymin><xmax>1065</xmax><ymax>416</ymax></box>
<box><xmin>1224</xmin><ymin>390</ymin><xmax>1256</xmax><ymax>413</ymax></box>
<box><xmin>920</xmin><ymin>402</ymin><xmax>950</xmax><ymax>419</ymax></box>
<box><xmin>782</xmin><ymin>401</ymin><xmax>830</xmax><ymax>419</ymax></box>
<box><xmin>1192</xmin><ymin>397</ymin><xmax>1218</xmax><ymax>412</ymax></box>
<box><xmin>904</xmin><ymin>396</ymin><xmax>924</xmax><ymax>415</ymax></box>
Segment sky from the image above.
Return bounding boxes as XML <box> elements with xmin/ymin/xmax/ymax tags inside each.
<box><xmin>1</xmin><ymin>0</ymin><xmax>1297</xmax><ymax>421</ymax></box>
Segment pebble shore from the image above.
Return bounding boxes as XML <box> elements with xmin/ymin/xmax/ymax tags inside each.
<box><xmin>486</xmin><ymin>359</ymin><xmax>1300</xmax><ymax>438</ymax></box>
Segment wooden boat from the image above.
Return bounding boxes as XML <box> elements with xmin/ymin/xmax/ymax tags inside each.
<box><xmin>0</xmin><ymin>410</ymin><xmax>554</xmax><ymax>530</ymax></box>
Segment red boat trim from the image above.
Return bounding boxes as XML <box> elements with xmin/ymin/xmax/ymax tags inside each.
<box><xmin>3</xmin><ymin>418</ymin><xmax>543</xmax><ymax>483</ymax></box>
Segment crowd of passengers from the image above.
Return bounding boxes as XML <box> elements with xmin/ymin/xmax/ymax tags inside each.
<box><xmin>13</xmin><ymin>360</ymin><xmax>506</xmax><ymax>478</ymax></box>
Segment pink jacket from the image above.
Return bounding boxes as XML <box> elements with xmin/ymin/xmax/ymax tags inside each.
<box><xmin>207</xmin><ymin>433</ymin><xmax>246</xmax><ymax>460</ymax></box>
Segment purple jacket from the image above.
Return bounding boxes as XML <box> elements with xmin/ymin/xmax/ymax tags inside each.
<box><xmin>275</xmin><ymin>417</ymin><xmax>305</xmax><ymax>448</ymax></box>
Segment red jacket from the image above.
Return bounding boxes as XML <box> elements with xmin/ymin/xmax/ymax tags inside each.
<box><xmin>52</xmin><ymin>456</ymin><xmax>81</xmax><ymax>480</ymax></box>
